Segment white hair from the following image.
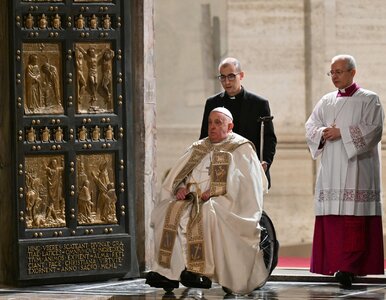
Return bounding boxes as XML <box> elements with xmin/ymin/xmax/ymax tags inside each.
<box><xmin>331</xmin><ymin>54</ymin><xmax>357</xmax><ymax>70</ymax></box>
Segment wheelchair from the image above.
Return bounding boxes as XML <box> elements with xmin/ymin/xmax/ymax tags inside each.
<box><xmin>221</xmin><ymin>210</ymin><xmax>279</xmax><ymax>294</ymax></box>
<box><xmin>147</xmin><ymin>210</ymin><xmax>279</xmax><ymax>294</ymax></box>
<box><xmin>259</xmin><ymin>210</ymin><xmax>279</xmax><ymax>276</ymax></box>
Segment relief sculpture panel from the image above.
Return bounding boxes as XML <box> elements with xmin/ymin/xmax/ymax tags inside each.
<box><xmin>25</xmin><ymin>155</ymin><xmax>66</xmax><ymax>228</ymax></box>
<box><xmin>23</xmin><ymin>43</ymin><xmax>64</xmax><ymax>115</ymax></box>
<box><xmin>75</xmin><ymin>43</ymin><xmax>114</xmax><ymax>114</ymax></box>
<box><xmin>76</xmin><ymin>154</ymin><xmax>117</xmax><ymax>225</ymax></box>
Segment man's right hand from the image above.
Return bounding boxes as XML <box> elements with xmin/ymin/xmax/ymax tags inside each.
<box><xmin>323</xmin><ymin>127</ymin><xmax>341</xmax><ymax>141</ymax></box>
<box><xmin>175</xmin><ymin>187</ymin><xmax>189</xmax><ymax>200</ymax></box>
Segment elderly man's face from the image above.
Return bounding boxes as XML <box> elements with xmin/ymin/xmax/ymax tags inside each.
<box><xmin>208</xmin><ymin>112</ymin><xmax>233</xmax><ymax>143</ymax></box>
<box><xmin>330</xmin><ymin>59</ymin><xmax>356</xmax><ymax>89</ymax></box>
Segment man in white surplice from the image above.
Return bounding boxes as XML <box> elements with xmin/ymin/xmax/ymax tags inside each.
<box><xmin>305</xmin><ymin>54</ymin><xmax>384</xmax><ymax>287</ymax></box>
<box><xmin>146</xmin><ymin>107</ymin><xmax>269</xmax><ymax>295</ymax></box>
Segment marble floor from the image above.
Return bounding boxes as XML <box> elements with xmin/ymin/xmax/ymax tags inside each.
<box><xmin>1</xmin><ymin>268</ymin><xmax>386</xmax><ymax>299</ymax></box>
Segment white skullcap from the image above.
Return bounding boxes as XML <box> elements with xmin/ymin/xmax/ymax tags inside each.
<box><xmin>211</xmin><ymin>107</ymin><xmax>233</xmax><ymax>121</ymax></box>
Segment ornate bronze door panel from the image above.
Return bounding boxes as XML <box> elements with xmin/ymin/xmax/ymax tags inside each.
<box><xmin>10</xmin><ymin>0</ymin><xmax>138</xmax><ymax>284</ymax></box>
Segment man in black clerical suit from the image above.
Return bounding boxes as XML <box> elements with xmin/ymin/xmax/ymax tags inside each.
<box><xmin>199</xmin><ymin>57</ymin><xmax>277</xmax><ymax>188</ymax></box>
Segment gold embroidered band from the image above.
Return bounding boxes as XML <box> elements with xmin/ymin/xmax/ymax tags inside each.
<box><xmin>159</xmin><ymin>134</ymin><xmax>253</xmax><ymax>272</ymax></box>
<box><xmin>158</xmin><ymin>199</ymin><xmax>191</xmax><ymax>268</ymax></box>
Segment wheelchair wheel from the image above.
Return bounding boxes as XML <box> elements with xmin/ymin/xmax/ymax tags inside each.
<box><xmin>221</xmin><ymin>211</ymin><xmax>279</xmax><ymax>295</ymax></box>
<box><xmin>259</xmin><ymin>211</ymin><xmax>279</xmax><ymax>275</ymax></box>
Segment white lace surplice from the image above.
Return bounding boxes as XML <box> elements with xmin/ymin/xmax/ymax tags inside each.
<box><xmin>305</xmin><ymin>88</ymin><xmax>384</xmax><ymax>216</ymax></box>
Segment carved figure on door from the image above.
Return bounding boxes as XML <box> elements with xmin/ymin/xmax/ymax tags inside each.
<box><xmin>103</xmin><ymin>14</ymin><xmax>111</xmax><ymax>29</ymax></box>
<box><xmin>25</xmin><ymin>156</ymin><xmax>66</xmax><ymax>228</ymax></box>
<box><xmin>23</xmin><ymin>43</ymin><xmax>63</xmax><ymax>115</ymax></box>
<box><xmin>39</xmin><ymin>14</ymin><xmax>48</xmax><ymax>29</ymax></box>
<box><xmin>105</xmin><ymin>125</ymin><xmax>114</xmax><ymax>140</ymax></box>
<box><xmin>41</xmin><ymin>62</ymin><xmax>61</xmax><ymax>107</ymax></box>
<box><xmin>25</xmin><ymin>54</ymin><xmax>43</xmax><ymax>112</ymax></box>
<box><xmin>27</xmin><ymin>127</ymin><xmax>37</xmax><ymax>143</ymax></box>
<box><xmin>78</xmin><ymin>179</ymin><xmax>94</xmax><ymax>224</ymax></box>
<box><xmin>54</xmin><ymin>126</ymin><xmax>63</xmax><ymax>142</ymax></box>
<box><xmin>91</xmin><ymin>161</ymin><xmax>116</xmax><ymax>223</ymax></box>
<box><xmin>52</xmin><ymin>14</ymin><xmax>61</xmax><ymax>29</ymax></box>
<box><xmin>41</xmin><ymin>127</ymin><xmax>51</xmax><ymax>142</ymax></box>
<box><xmin>45</xmin><ymin>158</ymin><xmax>65</xmax><ymax>221</ymax></box>
<box><xmin>90</xmin><ymin>14</ymin><xmax>98</xmax><ymax>29</ymax></box>
<box><xmin>75</xmin><ymin>48</ymin><xmax>87</xmax><ymax>102</ymax></box>
<box><xmin>100</xmin><ymin>48</ymin><xmax>114</xmax><ymax>106</ymax></box>
<box><xmin>25</xmin><ymin>14</ymin><xmax>34</xmax><ymax>29</ymax></box>
<box><xmin>92</xmin><ymin>125</ymin><xmax>101</xmax><ymax>141</ymax></box>
<box><xmin>105</xmin><ymin>182</ymin><xmax>117</xmax><ymax>223</ymax></box>
<box><xmin>76</xmin><ymin>46</ymin><xmax>102</xmax><ymax>108</ymax></box>
<box><xmin>78</xmin><ymin>126</ymin><xmax>88</xmax><ymax>141</ymax></box>
<box><xmin>25</xmin><ymin>170</ymin><xmax>44</xmax><ymax>226</ymax></box>
<box><xmin>76</xmin><ymin>14</ymin><xmax>85</xmax><ymax>29</ymax></box>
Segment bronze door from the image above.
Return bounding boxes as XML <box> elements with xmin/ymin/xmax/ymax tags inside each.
<box><xmin>10</xmin><ymin>0</ymin><xmax>138</xmax><ymax>283</ymax></box>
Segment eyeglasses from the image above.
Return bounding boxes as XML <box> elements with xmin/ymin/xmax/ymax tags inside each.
<box><xmin>327</xmin><ymin>69</ymin><xmax>351</xmax><ymax>77</ymax></box>
<box><xmin>217</xmin><ymin>73</ymin><xmax>240</xmax><ymax>82</ymax></box>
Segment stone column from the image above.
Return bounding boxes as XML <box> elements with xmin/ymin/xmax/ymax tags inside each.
<box><xmin>132</xmin><ymin>0</ymin><xmax>156</xmax><ymax>274</ymax></box>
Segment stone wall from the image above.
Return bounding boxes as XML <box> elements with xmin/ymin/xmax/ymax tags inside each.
<box><xmin>153</xmin><ymin>0</ymin><xmax>386</xmax><ymax>260</ymax></box>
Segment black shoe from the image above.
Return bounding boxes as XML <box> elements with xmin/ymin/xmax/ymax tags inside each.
<box><xmin>335</xmin><ymin>271</ymin><xmax>354</xmax><ymax>288</ymax></box>
<box><xmin>145</xmin><ymin>271</ymin><xmax>179</xmax><ymax>291</ymax></box>
<box><xmin>180</xmin><ymin>270</ymin><xmax>212</xmax><ymax>289</ymax></box>
<box><xmin>222</xmin><ymin>286</ymin><xmax>233</xmax><ymax>294</ymax></box>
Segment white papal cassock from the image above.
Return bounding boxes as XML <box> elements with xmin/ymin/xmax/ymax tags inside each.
<box><xmin>151</xmin><ymin>133</ymin><xmax>269</xmax><ymax>294</ymax></box>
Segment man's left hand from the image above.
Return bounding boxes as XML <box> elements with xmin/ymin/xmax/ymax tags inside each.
<box><xmin>261</xmin><ymin>161</ymin><xmax>268</xmax><ymax>172</ymax></box>
<box><xmin>201</xmin><ymin>190</ymin><xmax>210</xmax><ymax>201</ymax></box>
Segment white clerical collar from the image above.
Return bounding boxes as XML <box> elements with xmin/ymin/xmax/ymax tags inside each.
<box><xmin>337</xmin><ymin>82</ymin><xmax>359</xmax><ymax>97</ymax></box>
<box><xmin>339</xmin><ymin>82</ymin><xmax>356</xmax><ymax>93</ymax></box>
<box><xmin>227</xmin><ymin>87</ymin><xmax>244</xmax><ymax>100</ymax></box>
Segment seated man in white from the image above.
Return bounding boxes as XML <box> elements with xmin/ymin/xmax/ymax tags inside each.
<box><xmin>146</xmin><ymin>107</ymin><xmax>269</xmax><ymax>294</ymax></box>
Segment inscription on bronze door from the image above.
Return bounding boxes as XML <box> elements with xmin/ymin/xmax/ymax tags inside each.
<box><xmin>10</xmin><ymin>0</ymin><xmax>137</xmax><ymax>284</ymax></box>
